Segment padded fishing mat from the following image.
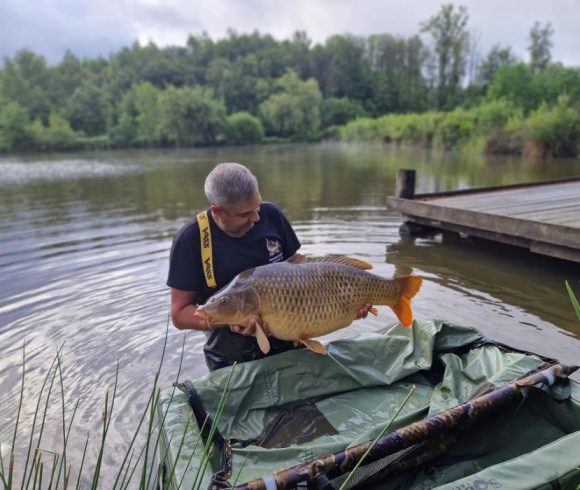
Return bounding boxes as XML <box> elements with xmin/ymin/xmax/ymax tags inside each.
<box><xmin>157</xmin><ymin>320</ymin><xmax>580</xmax><ymax>489</ymax></box>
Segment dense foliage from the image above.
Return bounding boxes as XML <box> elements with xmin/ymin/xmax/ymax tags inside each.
<box><xmin>1</xmin><ymin>4</ymin><xmax>579</xmax><ymax>157</ymax></box>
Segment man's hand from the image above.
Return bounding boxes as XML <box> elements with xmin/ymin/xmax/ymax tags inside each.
<box><xmin>355</xmin><ymin>303</ymin><xmax>375</xmax><ymax>320</ymax></box>
<box><xmin>230</xmin><ymin>318</ymin><xmax>271</xmax><ymax>336</ymax></box>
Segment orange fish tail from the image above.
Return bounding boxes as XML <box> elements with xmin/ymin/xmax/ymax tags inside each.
<box><xmin>390</xmin><ymin>276</ymin><xmax>423</xmax><ymax>327</ymax></box>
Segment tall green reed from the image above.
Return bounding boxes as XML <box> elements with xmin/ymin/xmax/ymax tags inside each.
<box><xmin>565</xmin><ymin>280</ymin><xmax>580</xmax><ymax>321</ymax></box>
<box><xmin>0</xmin><ymin>321</ymin><xmax>234</xmax><ymax>490</ymax></box>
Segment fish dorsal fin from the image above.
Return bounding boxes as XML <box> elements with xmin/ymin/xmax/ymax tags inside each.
<box><xmin>287</xmin><ymin>254</ymin><xmax>373</xmax><ymax>270</ymax></box>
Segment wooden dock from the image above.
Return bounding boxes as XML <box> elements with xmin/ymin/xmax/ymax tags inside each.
<box><xmin>387</xmin><ymin>169</ymin><xmax>580</xmax><ymax>263</ymax></box>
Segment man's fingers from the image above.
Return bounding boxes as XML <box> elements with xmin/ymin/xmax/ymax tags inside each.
<box><xmin>356</xmin><ymin>303</ymin><xmax>373</xmax><ymax>319</ymax></box>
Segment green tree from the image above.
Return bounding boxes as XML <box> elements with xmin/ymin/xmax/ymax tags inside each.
<box><xmin>0</xmin><ymin>102</ymin><xmax>33</xmax><ymax>151</ymax></box>
<box><xmin>157</xmin><ymin>85</ymin><xmax>226</xmax><ymax>146</ymax></box>
<box><xmin>134</xmin><ymin>82</ymin><xmax>161</xmax><ymax>144</ymax></box>
<box><xmin>324</xmin><ymin>35</ymin><xmax>374</xmax><ymax>102</ymax></box>
<box><xmin>111</xmin><ymin>89</ymin><xmax>138</xmax><ymax>147</ymax></box>
<box><xmin>421</xmin><ymin>4</ymin><xmax>470</xmax><ymax>109</ymax></box>
<box><xmin>366</xmin><ymin>34</ymin><xmax>429</xmax><ymax>113</ymax></box>
<box><xmin>528</xmin><ymin>21</ymin><xmax>554</xmax><ymax>74</ymax></box>
<box><xmin>476</xmin><ymin>45</ymin><xmax>518</xmax><ymax>87</ymax></box>
<box><xmin>67</xmin><ymin>82</ymin><xmax>108</xmax><ymax>135</ymax></box>
<box><xmin>48</xmin><ymin>51</ymin><xmax>85</xmax><ymax>108</ymax></box>
<box><xmin>259</xmin><ymin>71</ymin><xmax>322</xmax><ymax>139</ymax></box>
<box><xmin>486</xmin><ymin>63</ymin><xmax>539</xmax><ymax>113</ymax></box>
<box><xmin>1</xmin><ymin>50</ymin><xmax>51</xmax><ymax>122</ymax></box>
<box><xmin>320</xmin><ymin>97</ymin><xmax>366</xmax><ymax>127</ymax></box>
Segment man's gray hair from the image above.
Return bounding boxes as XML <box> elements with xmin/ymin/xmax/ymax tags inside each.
<box><xmin>204</xmin><ymin>163</ymin><xmax>260</xmax><ymax>209</ymax></box>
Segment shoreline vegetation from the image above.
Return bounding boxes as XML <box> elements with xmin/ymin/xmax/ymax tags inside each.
<box><xmin>0</xmin><ymin>327</ymin><xmax>240</xmax><ymax>490</ymax></box>
<box><xmin>1</xmin><ymin>4</ymin><xmax>579</xmax><ymax>158</ymax></box>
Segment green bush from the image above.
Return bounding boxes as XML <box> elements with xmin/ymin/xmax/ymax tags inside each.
<box><xmin>433</xmin><ymin>108</ymin><xmax>477</xmax><ymax>149</ymax></box>
<box><xmin>339</xmin><ymin>117</ymin><xmax>382</xmax><ymax>141</ymax></box>
<box><xmin>473</xmin><ymin>99</ymin><xmax>520</xmax><ymax>134</ymax></box>
<box><xmin>225</xmin><ymin>112</ymin><xmax>264</xmax><ymax>144</ymax></box>
<box><xmin>523</xmin><ymin>96</ymin><xmax>580</xmax><ymax>158</ymax></box>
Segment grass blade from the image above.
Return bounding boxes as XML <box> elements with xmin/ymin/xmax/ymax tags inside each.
<box><xmin>10</xmin><ymin>344</ymin><xmax>26</xmax><ymax>458</ymax></box>
<box><xmin>230</xmin><ymin>451</ymin><xmax>251</xmax><ymax>488</ymax></box>
<box><xmin>338</xmin><ymin>384</ymin><xmax>417</xmax><ymax>490</ymax></box>
<box><xmin>55</xmin><ymin>351</ymin><xmax>79</xmax><ymax>488</ymax></box>
<box><xmin>192</xmin><ymin>362</ymin><xmax>237</xmax><ymax>490</ymax></box>
<box><xmin>25</xmin><ymin>361</ymin><xmax>59</xmax><ymax>490</ymax></box>
<box><xmin>145</xmin><ymin>331</ymin><xmax>187</xmax><ymax>490</ymax></box>
<box><xmin>46</xmin><ymin>453</ymin><xmax>60</xmax><ymax>490</ymax></box>
<box><xmin>32</xmin><ymin>452</ymin><xmax>42</xmax><ymax>490</ymax></box>
<box><xmin>91</xmin><ymin>360</ymin><xmax>119</xmax><ymax>490</ymax></box>
<box><xmin>22</xmin><ymin>348</ymin><xmax>62</xmax><ymax>488</ymax></box>
<box><xmin>565</xmin><ymin>280</ymin><xmax>580</xmax><ymax>320</ymax></box>
<box><xmin>75</xmin><ymin>433</ymin><xmax>90</xmax><ymax>490</ymax></box>
<box><xmin>112</xmin><ymin>322</ymin><xmax>171</xmax><ymax>490</ymax></box>
<box><xmin>177</xmin><ymin>416</ymin><xmax>210</xmax><ymax>490</ymax></box>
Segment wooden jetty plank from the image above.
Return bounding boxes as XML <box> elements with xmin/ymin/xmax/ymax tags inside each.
<box><xmin>438</xmin><ymin>188</ymin><xmax>580</xmax><ymax>206</ymax></box>
<box><xmin>421</xmin><ymin>183</ymin><xmax>580</xmax><ymax>209</ymax></box>
<box><xmin>387</xmin><ymin>170</ymin><xmax>580</xmax><ymax>263</ymax></box>
<box><xmin>452</xmin><ymin>198</ymin><xmax>580</xmax><ymax>217</ymax></box>
<box><xmin>497</xmin><ymin>203</ymin><xmax>580</xmax><ymax>219</ymax></box>
<box><xmin>508</xmin><ymin>206</ymin><xmax>580</xmax><ymax>219</ymax></box>
<box><xmin>415</xmin><ymin>175</ymin><xmax>580</xmax><ymax>200</ymax></box>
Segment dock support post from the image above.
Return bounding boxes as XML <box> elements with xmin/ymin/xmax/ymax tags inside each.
<box><xmin>393</xmin><ymin>169</ymin><xmax>438</xmax><ymax>237</ymax></box>
<box><xmin>395</xmin><ymin>169</ymin><xmax>416</xmax><ymax>199</ymax></box>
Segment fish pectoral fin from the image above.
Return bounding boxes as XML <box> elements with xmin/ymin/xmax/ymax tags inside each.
<box><xmin>369</xmin><ymin>307</ymin><xmax>379</xmax><ymax>316</ymax></box>
<box><xmin>254</xmin><ymin>323</ymin><xmax>271</xmax><ymax>354</ymax></box>
<box><xmin>300</xmin><ymin>338</ymin><xmax>327</xmax><ymax>355</ymax></box>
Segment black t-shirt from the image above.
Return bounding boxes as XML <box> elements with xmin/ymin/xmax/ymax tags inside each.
<box><xmin>167</xmin><ymin>202</ymin><xmax>301</xmax><ymax>370</ymax></box>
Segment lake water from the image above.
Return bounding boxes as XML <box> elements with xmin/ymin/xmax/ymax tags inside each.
<box><xmin>1</xmin><ymin>142</ymin><xmax>579</xmax><ymax>486</ymax></box>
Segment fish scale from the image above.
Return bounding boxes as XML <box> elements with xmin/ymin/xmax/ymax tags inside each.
<box><xmin>240</xmin><ymin>263</ymin><xmax>406</xmax><ymax>339</ymax></box>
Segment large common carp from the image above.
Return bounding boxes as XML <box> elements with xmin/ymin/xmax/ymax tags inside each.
<box><xmin>194</xmin><ymin>256</ymin><xmax>423</xmax><ymax>355</ymax></box>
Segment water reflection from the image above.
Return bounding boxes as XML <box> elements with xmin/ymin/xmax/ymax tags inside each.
<box><xmin>0</xmin><ymin>142</ymin><xmax>579</xmax><ymax>486</ymax></box>
<box><xmin>388</xmin><ymin>232</ymin><xmax>580</xmax><ymax>336</ymax></box>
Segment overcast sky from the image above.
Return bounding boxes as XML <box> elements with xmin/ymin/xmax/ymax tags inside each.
<box><xmin>1</xmin><ymin>0</ymin><xmax>579</xmax><ymax>67</ymax></box>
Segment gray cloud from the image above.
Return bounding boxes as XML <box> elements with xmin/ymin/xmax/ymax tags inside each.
<box><xmin>1</xmin><ymin>0</ymin><xmax>579</xmax><ymax>65</ymax></box>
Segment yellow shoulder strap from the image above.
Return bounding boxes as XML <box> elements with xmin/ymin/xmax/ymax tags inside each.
<box><xmin>196</xmin><ymin>210</ymin><xmax>217</xmax><ymax>288</ymax></box>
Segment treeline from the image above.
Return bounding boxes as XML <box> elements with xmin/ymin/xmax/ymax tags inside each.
<box><xmin>1</xmin><ymin>4</ymin><xmax>579</xmax><ymax>156</ymax></box>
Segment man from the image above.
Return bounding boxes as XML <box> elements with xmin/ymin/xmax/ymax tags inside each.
<box><xmin>167</xmin><ymin>162</ymin><xmax>302</xmax><ymax>370</ymax></box>
<box><xmin>168</xmin><ymin>162</ymin><xmax>371</xmax><ymax>371</ymax></box>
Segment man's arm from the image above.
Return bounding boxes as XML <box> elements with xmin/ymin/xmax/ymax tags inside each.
<box><xmin>170</xmin><ymin>288</ymin><xmax>211</xmax><ymax>331</ymax></box>
<box><xmin>170</xmin><ymin>288</ymin><xmax>269</xmax><ymax>335</ymax></box>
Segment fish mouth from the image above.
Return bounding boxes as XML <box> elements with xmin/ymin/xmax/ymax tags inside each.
<box><xmin>194</xmin><ymin>310</ymin><xmax>214</xmax><ymax>329</ymax></box>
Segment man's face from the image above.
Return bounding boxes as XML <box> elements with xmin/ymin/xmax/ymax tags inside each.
<box><xmin>212</xmin><ymin>193</ymin><xmax>262</xmax><ymax>238</ymax></box>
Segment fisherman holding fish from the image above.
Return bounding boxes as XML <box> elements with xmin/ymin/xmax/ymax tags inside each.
<box><xmin>167</xmin><ymin>163</ymin><xmax>374</xmax><ymax>371</ymax></box>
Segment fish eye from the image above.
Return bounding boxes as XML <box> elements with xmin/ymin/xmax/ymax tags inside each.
<box><xmin>219</xmin><ymin>297</ymin><xmax>230</xmax><ymax>305</ymax></box>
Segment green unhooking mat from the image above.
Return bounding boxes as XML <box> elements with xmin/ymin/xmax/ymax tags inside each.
<box><xmin>157</xmin><ymin>320</ymin><xmax>580</xmax><ymax>490</ymax></box>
